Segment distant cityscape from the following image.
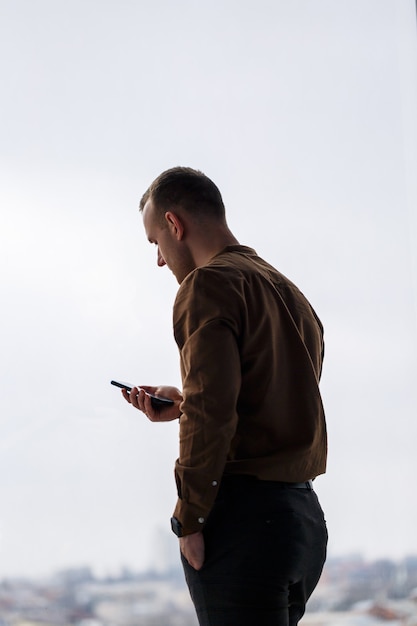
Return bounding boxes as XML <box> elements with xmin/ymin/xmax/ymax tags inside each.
<box><xmin>1</xmin><ymin>548</ymin><xmax>417</xmax><ymax>625</ymax></box>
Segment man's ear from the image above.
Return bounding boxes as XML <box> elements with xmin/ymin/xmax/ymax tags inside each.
<box><xmin>164</xmin><ymin>211</ymin><xmax>184</xmax><ymax>240</ymax></box>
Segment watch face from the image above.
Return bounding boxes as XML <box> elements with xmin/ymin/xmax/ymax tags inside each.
<box><xmin>170</xmin><ymin>516</ymin><xmax>183</xmax><ymax>537</ymax></box>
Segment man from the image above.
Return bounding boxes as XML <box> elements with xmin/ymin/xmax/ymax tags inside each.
<box><xmin>122</xmin><ymin>166</ymin><xmax>328</xmax><ymax>626</ymax></box>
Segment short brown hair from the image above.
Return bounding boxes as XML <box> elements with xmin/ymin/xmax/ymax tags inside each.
<box><xmin>139</xmin><ymin>167</ymin><xmax>225</xmax><ymax>220</ymax></box>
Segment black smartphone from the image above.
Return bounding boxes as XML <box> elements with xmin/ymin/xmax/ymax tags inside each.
<box><xmin>110</xmin><ymin>380</ymin><xmax>174</xmax><ymax>408</ymax></box>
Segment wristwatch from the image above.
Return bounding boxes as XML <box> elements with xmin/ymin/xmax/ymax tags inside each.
<box><xmin>170</xmin><ymin>516</ymin><xmax>184</xmax><ymax>537</ymax></box>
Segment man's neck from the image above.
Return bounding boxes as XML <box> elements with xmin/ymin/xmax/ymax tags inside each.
<box><xmin>191</xmin><ymin>228</ymin><xmax>239</xmax><ymax>268</ymax></box>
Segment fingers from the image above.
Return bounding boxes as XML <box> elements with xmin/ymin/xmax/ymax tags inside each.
<box><xmin>121</xmin><ymin>386</ymin><xmax>141</xmax><ymax>407</ymax></box>
<box><xmin>128</xmin><ymin>386</ymin><xmax>143</xmax><ymax>410</ymax></box>
<box><xmin>121</xmin><ymin>388</ymin><xmax>131</xmax><ymax>403</ymax></box>
<box><xmin>142</xmin><ymin>391</ymin><xmax>154</xmax><ymax>416</ymax></box>
<box><xmin>126</xmin><ymin>387</ymin><xmax>159</xmax><ymax>421</ymax></box>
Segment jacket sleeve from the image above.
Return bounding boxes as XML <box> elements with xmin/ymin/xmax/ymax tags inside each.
<box><xmin>172</xmin><ymin>268</ymin><xmax>242</xmax><ymax>535</ymax></box>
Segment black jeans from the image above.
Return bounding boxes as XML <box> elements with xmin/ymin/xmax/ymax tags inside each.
<box><xmin>181</xmin><ymin>475</ymin><xmax>328</xmax><ymax>626</ymax></box>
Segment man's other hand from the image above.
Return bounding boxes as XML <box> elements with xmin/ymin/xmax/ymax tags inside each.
<box><xmin>180</xmin><ymin>532</ymin><xmax>205</xmax><ymax>570</ymax></box>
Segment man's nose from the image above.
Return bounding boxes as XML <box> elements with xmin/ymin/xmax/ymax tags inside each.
<box><xmin>157</xmin><ymin>248</ymin><xmax>166</xmax><ymax>267</ymax></box>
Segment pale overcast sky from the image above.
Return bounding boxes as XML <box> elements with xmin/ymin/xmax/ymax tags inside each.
<box><xmin>1</xmin><ymin>0</ymin><xmax>417</xmax><ymax>578</ymax></box>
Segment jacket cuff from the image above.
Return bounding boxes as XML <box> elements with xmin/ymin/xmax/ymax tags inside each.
<box><xmin>172</xmin><ymin>498</ymin><xmax>210</xmax><ymax>535</ymax></box>
<box><xmin>172</xmin><ymin>460</ymin><xmax>222</xmax><ymax>535</ymax></box>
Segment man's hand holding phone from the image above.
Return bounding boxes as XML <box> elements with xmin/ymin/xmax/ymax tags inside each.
<box><xmin>111</xmin><ymin>381</ymin><xmax>183</xmax><ymax>422</ymax></box>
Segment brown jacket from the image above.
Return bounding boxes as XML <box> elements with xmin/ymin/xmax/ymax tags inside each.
<box><xmin>172</xmin><ymin>245</ymin><xmax>327</xmax><ymax>534</ymax></box>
